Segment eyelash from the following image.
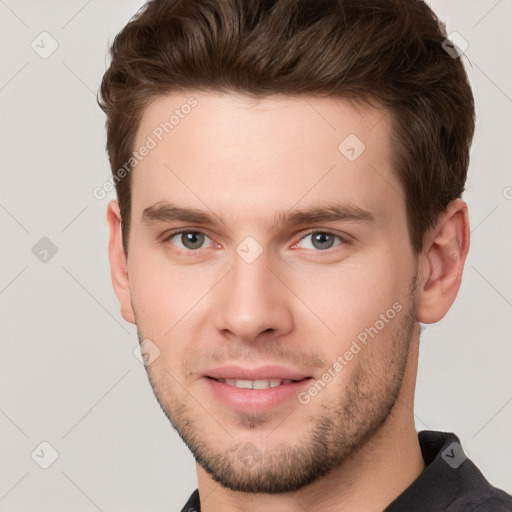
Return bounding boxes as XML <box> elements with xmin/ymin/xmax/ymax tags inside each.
<box><xmin>162</xmin><ymin>229</ymin><xmax>348</xmax><ymax>254</ymax></box>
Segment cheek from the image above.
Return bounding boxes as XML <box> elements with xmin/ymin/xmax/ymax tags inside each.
<box><xmin>291</xmin><ymin>252</ymin><xmax>410</xmax><ymax>337</ymax></box>
<box><xmin>129</xmin><ymin>258</ymin><xmax>194</xmax><ymax>336</ymax></box>
<box><xmin>128</xmin><ymin>252</ymin><xmax>223</xmax><ymax>362</ymax></box>
<box><xmin>130</xmin><ymin>269</ymin><xmax>194</xmax><ymax>378</ymax></box>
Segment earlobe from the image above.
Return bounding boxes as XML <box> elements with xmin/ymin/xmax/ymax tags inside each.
<box><xmin>106</xmin><ymin>199</ymin><xmax>136</xmax><ymax>325</ymax></box>
<box><xmin>416</xmin><ymin>199</ymin><xmax>470</xmax><ymax>324</ymax></box>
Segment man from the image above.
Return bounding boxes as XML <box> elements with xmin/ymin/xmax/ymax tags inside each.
<box><xmin>98</xmin><ymin>0</ymin><xmax>512</xmax><ymax>510</ymax></box>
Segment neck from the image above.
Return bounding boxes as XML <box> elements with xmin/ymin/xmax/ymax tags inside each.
<box><xmin>197</xmin><ymin>330</ymin><xmax>425</xmax><ymax>512</ymax></box>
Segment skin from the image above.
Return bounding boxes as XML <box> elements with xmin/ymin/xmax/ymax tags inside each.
<box><xmin>106</xmin><ymin>91</ymin><xmax>470</xmax><ymax>512</ymax></box>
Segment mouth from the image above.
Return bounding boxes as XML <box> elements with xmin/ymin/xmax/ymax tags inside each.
<box><xmin>205</xmin><ymin>376</ymin><xmax>309</xmax><ymax>389</ymax></box>
<box><xmin>202</xmin><ymin>372</ymin><xmax>314</xmax><ymax>414</ymax></box>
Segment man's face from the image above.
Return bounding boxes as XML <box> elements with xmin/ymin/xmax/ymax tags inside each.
<box><xmin>123</xmin><ymin>92</ymin><xmax>419</xmax><ymax>492</ymax></box>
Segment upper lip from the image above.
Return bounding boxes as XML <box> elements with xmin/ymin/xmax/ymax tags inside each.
<box><xmin>204</xmin><ymin>365</ymin><xmax>311</xmax><ymax>381</ymax></box>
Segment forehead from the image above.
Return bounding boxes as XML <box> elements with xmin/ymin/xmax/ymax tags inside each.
<box><xmin>135</xmin><ymin>92</ymin><xmax>388</xmax><ymax>153</ymax></box>
<box><xmin>130</xmin><ymin>91</ymin><xmax>403</xmax><ymax>228</ymax></box>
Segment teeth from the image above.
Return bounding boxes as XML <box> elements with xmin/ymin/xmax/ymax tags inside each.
<box><xmin>219</xmin><ymin>378</ymin><xmax>295</xmax><ymax>389</ymax></box>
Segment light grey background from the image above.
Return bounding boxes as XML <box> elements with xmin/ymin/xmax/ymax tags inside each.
<box><xmin>0</xmin><ymin>0</ymin><xmax>510</xmax><ymax>510</ymax></box>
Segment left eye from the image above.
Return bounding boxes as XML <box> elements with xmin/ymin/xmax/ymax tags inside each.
<box><xmin>167</xmin><ymin>231</ymin><xmax>214</xmax><ymax>250</ymax></box>
<box><xmin>295</xmin><ymin>231</ymin><xmax>343</xmax><ymax>251</ymax></box>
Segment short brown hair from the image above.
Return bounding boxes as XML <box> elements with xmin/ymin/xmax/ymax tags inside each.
<box><xmin>98</xmin><ymin>0</ymin><xmax>475</xmax><ymax>257</ymax></box>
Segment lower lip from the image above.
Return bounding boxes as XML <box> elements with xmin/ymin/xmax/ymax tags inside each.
<box><xmin>203</xmin><ymin>377</ymin><xmax>313</xmax><ymax>414</ymax></box>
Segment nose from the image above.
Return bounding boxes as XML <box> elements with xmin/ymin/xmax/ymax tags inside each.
<box><xmin>212</xmin><ymin>248</ymin><xmax>294</xmax><ymax>343</ymax></box>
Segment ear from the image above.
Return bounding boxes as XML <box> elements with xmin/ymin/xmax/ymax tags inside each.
<box><xmin>106</xmin><ymin>199</ymin><xmax>136</xmax><ymax>324</ymax></box>
<box><xmin>416</xmin><ymin>199</ymin><xmax>470</xmax><ymax>324</ymax></box>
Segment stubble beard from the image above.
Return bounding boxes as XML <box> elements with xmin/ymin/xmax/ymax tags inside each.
<box><xmin>138</xmin><ymin>286</ymin><xmax>417</xmax><ymax>494</ymax></box>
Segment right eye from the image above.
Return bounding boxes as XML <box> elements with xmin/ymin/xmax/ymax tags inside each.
<box><xmin>165</xmin><ymin>230</ymin><xmax>215</xmax><ymax>251</ymax></box>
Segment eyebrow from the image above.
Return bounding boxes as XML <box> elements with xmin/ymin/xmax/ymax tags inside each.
<box><xmin>141</xmin><ymin>200</ymin><xmax>375</xmax><ymax>230</ymax></box>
